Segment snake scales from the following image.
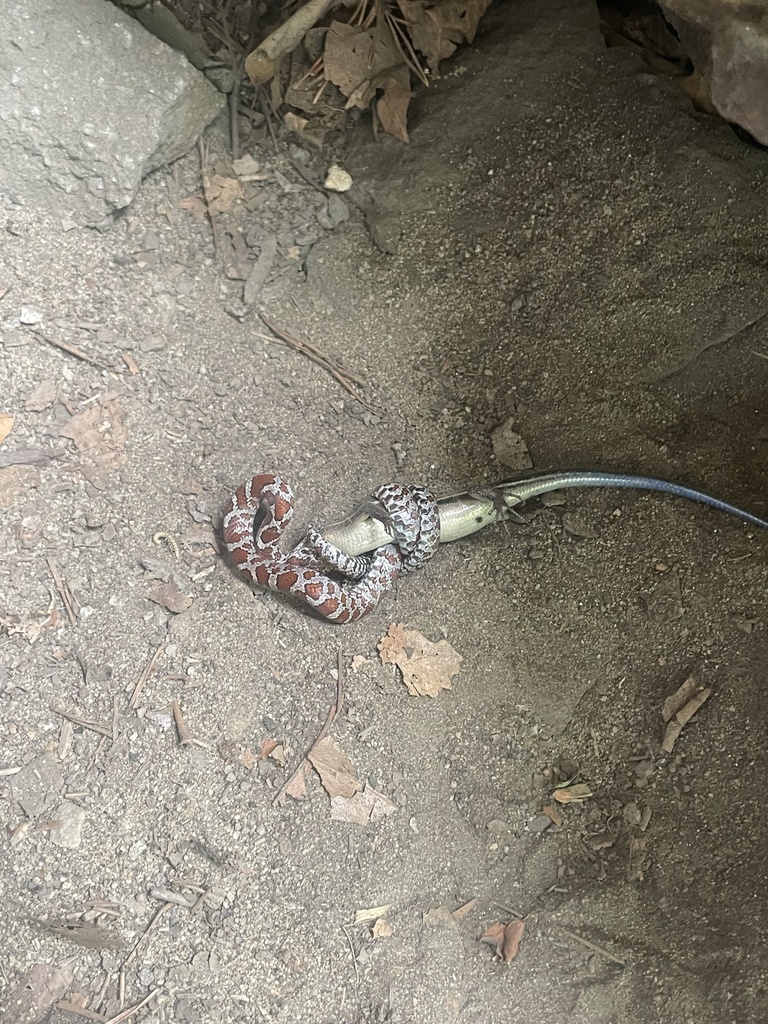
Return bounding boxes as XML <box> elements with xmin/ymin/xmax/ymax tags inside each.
<box><xmin>223</xmin><ymin>471</ymin><xmax>768</xmax><ymax>623</ymax></box>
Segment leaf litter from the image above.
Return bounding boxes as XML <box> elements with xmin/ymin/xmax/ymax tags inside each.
<box><xmin>378</xmin><ymin>622</ymin><xmax>462</xmax><ymax>697</ymax></box>
<box><xmin>480</xmin><ymin>918</ymin><xmax>525</xmax><ymax>962</ymax></box>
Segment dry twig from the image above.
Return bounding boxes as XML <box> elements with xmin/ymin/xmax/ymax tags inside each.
<box><xmin>123</xmin><ymin>903</ymin><xmax>171</xmax><ymax>968</ymax></box>
<box><xmin>56</xmin><ymin>1002</ymin><xmax>107</xmax><ymax>1022</ymax></box>
<box><xmin>104</xmin><ymin>987</ymin><xmax>163</xmax><ymax>1024</ymax></box>
<box><xmin>273</xmin><ymin>664</ymin><xmax>345</xmax><ymax>806</ymax></box>
<box><xmin>32</xmin><ymin>329</ymin><xmax>111</xmax><ymax>369</ymax></box>
<box><xmin>54</xmin><ymin>709</ymin><xmax>112</xmax><ymax>738</ymax></box>
<box><xmin>171</xmin><ymin>700</ymin><xmax>193</xmax><ymax>746</ymax></box>
<box><xmin>559</xmin><ymin>927</ymin><xmax>626</xmax><ymax>966</ymax></box>
<box><xmin>46</xmin><ymin>557</ymin><xmax>77</xmax><ymax>625</ymax></box>
<box><xmin>258</xmin><ymin>313</ymin><xmax>378</xmax><ymax>413</ymax></box>
<box><xmin>129</xmin><ymin>644</ymin><xmax>165</xmax><ymax>710</ymax></box>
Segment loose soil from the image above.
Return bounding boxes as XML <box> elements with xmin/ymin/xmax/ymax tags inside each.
<box><xmin>2</xmin><ymin>2</ymin><xmax>767</xmax><ymax>1023</ymax></box>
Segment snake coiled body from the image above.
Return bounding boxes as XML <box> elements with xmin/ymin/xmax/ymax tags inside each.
<box><xmin>224</xmin><ymin>470</ymin><xmax>768</xmax><ymax>623</ymax></box>
<box><xmin>223</xmin><ymin>474</ymin><xmax>439</xmax><ymax>623</ymax></box>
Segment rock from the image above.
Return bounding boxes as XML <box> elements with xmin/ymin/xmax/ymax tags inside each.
<box><xmin>51</xmin><ymin>801</ymin><xmax>86</xmax><ymax>849</ymax></box>
<box><xmin>0</xmin><ymin>0</ymin><xmax>225</xmax><ymax>227</ymax></box>
<box><xmin>11</xmin><ymin>754</ymin><xmax>64</xmax><ymax>817</ymax></box>
<box><xmin>660</xmin><ymin>2</ymin><xmax>768</xmax><ymax>145</ymax></box>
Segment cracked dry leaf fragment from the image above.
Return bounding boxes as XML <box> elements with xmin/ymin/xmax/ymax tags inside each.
<box><xmin>330</xmin><ymin>784</ymin><xmax>396</xmax><ymax>823</ymax></box>
<box><xmin>480</xmin><ymin>918</ymin><xmax>525</xmax><ymax>962</ymax></box>
<box><xmin>0</xmin><ymin>412</ymin><xmax>14</xmax><ymax>444</ymax></box>
<box><xmin>378</xmin><ymin>623</ymin><xmax>462</xmax><ymax>697</ymax></box>
<box><xmin>396</xmin><ymin>0</ymin><xmax>494</xmax><ymax>71</ymax></box>
<box><xmin>59</xmin><ymin>392</ymin><xmax>127</xmax><ymax>489</ymax></box>
<box><xmin>308</xmin><ymin>736</ymin><xmax>361</xmax><ymax>798</ymax></box>
<box><xmin>283</xmin><ymin>760</ymin><xmax>310</xmax><ymax>802</ymax></box>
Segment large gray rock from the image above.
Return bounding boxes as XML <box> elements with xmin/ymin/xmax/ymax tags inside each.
<box><xmin>661</xmin><ymin>0</ymin><xmax>768</xmax><ymax>145</ymax></box>
<box><xmin>0</xmin><ymin>0</ymin><xmax>225</xmax><ymax>226</ymax></box>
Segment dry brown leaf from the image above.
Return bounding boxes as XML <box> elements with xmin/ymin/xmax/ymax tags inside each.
<box><xmin>479</xmin><ymin>918</ymin><xmax>525</xmax><ymax>962</ymax></box>
<box><xmin>372</xmin><ymin>917</ymin><xmax>394</xmax><ymax>939</ymax></box>
<box><xmin>0</xmin><ymin>610</ymin><xmax>55</xmax><ymax>644</ymax></box>
<box><xmin>308</xmin><ymin>736</ymin><xmax>361</xmax><ymax>798</ymax></box>
<box><xmin>0</xmin><ymin>413</ymin><xmax>13</xmax><ymax>444</ymax></box>
<box><xmin>324</xmin><ymin>20</ymin><xmax>403</xmax><ymax>108</ymax></box>
<box><xmin>59</xmin><ymin>392</ymin><xmax>127</xmax><ymax>489</ymax></box>
<box><xmin>553</xmin><ymin>783</ymin><xmax>593</xmax><ymax>804</ymax></box>
<box><xmin>661</xmin><ymin>675</ymin><xmax>701</xmax><ymax>722</ymax></box>
<box><xmin>283</xmin><ymin>760</ymin><xmax>310</xmax><ymax>802</ymax></box>
<box><xmin>376</xmin><ymin>72</ymin><xmax>412</xmax><ymax>143</ymax></box>
<box><xmin>378</xmin><ymin>622</ymin><xmax>462</xmax><ymax>697</ymax></box>
<box><xmin>397</xmin><ymin>0</ymin><xmax>493</xmax><ymax>71</ymax></box>
<box><xmin>259</xmin><ymin>737</ymin><xmax>279</xmax><ymax>759</ymax></box>
<box><xmin>269</xmin><ymin>743</ymin><xmax>287</xmax><ymax>766</ymax></box>
<box><xmin>25</xmin><ymin>379</ymin><xmax>59</xmax><ymax>412</ymax></box>
<box><xmin>542</xmin><ymin>804</ymin><xmax>564</xmax><ymax>827</ymax></box>
<box><xmin>330</xmin><ymin>783</ymin><xmax>397</xmax><ymax>823</ymax></box>
<box><xmin>232</xmin><ymin>154</ymin><xmax>261</xmax><ymax>177</ymax></box>
<box><xmin>149</xmin><ymin>582</ymin><xmax>192</xmax><ymax>614</ymax></box>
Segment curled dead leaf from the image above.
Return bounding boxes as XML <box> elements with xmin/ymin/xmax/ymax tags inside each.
<box><xmin>480</xmin><ymin>918</ymin><xmax>525</xmax><ymax>962</ymax></box>
<box><xmin>553</xmin><ymin>783</ymin><xmax>593</xmax><ymax>804</ymax></box>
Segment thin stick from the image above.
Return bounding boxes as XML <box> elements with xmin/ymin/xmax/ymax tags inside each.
<box><xmin>258</xmin><ymin>314</ymin><xmax>378</xmax><ymax>414</ymax></box>
<box><xmin>171</xmin><ymin>700</ymin><xmax>193</xmax><ymax>745</ymax></box>
<box><xmin>273</xmin><ymin>701</ymin><xmax>337</xmax><ymax>806</ymax></box>
<box><xmin>385</xmin><ymin>12</ymin><xmax>429</xmax><ymax>86</ymax></box>
<box><xmin>258</xmin><ymin>85</ymin><xmax>279</xmax><ymax>152</ymax></box>
<box><xmin>336</xmin><ymin>649</ymin><xmax>345</xmax><ymax>715</ymax></box>
<box><xmin>197</xmin><ymin>138</ymin><xmax>222</xmax><ymax>257</ymax></box>
<box><xmin>128</xmin><ymin>644</ymin><xmax>164</xmax><ymax>710</ymax></box>
<box><xmin>122</xmin><ymin>903</ymin><xmax>171</xmax><ymax>968</ymax></box>
<box><xmin>56</xmin><ymin>1003</ymin><xmax>108</xmax><ymax>1022</ymax></box>
<box><xmin>341</xmin><ymin>924</ymin><xmax>360</xmax><ymax>985</ymax></box>
<box><xmin>32</xmin><ymin>330</ymin><xmax>111</xmax><ymax>370</ymax></box>
<box><xmin>558</xmin><ymin>927</ymin><xmax>625</xmax><ymax>966</ymax></box>
<box><xmin>46</xmin><ymin>558</ymin><xmax>77</xmax><ymax>625</ymax></box>
<box><xmin>54</xmin><ymin>709</ymin><xmax>112</xmax><ymax>738</ymax></box>
<box><xmin>104</xmin><ymin>987</ymin><xmax>162</xmax><ymax>1024</ymax></box>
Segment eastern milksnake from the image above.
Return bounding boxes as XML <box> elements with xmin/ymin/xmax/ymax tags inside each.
<box><xmin>223</xmin><ymin>471</ymin><xmax>768</xmax><ymax>623</ymax></box>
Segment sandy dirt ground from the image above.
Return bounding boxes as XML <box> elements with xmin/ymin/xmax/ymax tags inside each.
<box><xmin>2</xmin><ymin>2</ymin><xmax>767</xmax><ymax>1022</ymax></box>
